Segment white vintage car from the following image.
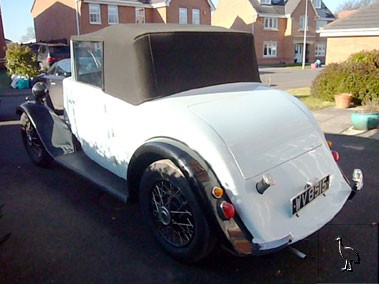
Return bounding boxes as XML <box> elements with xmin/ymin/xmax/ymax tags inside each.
<box><xmin>18</xmin><ymin>24</ymin><xmax>363</xmax><ymax>263</ymax></box>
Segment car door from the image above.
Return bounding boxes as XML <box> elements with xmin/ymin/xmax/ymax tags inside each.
<box><xmin>65</xmin><ymin>41</ymin><xmax>123</xmax><ymax>176</ymax></box>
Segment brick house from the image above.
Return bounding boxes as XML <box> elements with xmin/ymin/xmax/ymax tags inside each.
<box><xmin>319</xmin><ymin>2</ymin><xmax>379</xmax><ymax>64</ymax></box>
<box><xmin>0</xmin><ymin>4</ymin><xmax>7</xmax><ymax>65</ymax></box>
<box><xmin>31</xmin><ymin>0</ymin><xmax>215</xmax><ymax>43</ymax></box>
<box><xmin>212</xmin><ymin>0</ymin><xmax>335</xmax><ymax>65</ymax></box>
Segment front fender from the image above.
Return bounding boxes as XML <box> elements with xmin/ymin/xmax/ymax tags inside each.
<box><xmin>17</xmin><ymin>101</ymin><xmax>75</xmax><ymax>158</ymax></box>
<box><xmin>128</xmin><ymin>138</ymin><xmax>254</xmax><ymax>255</ymax></box>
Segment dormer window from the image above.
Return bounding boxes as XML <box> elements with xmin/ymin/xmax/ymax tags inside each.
<box><xmin>261</xmin><ymin>0</ymin><xmax>271</xmax><ymax>5</ymax></box>
<box><xmin>313</xmin><ymin>0</ymin><xmax>321</xmax><ymax>9</ymax></box>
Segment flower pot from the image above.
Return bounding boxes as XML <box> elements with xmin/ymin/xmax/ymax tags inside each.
<box><xmin>335</xmin><ymin>93</ymin><xmax>352</xmax><ymax>109</ymax></box>
<box><xmin>351</xmin><ymin>112</ymin><xmax>379</xmax><ymax>130</ymax></box>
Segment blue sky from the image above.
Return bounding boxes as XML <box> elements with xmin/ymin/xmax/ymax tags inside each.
<box><xmin>1</xmin><ymin>0</ymin><xmax>340</xmax><ymax>42</ymax></box>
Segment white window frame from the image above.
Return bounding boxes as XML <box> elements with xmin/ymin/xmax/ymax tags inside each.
<box><xmin>179</xmin><ymin>8</ymin><xmax>188</xmax><ymax>24</ymax></box>
<box><xmin>108</xmin><ymin>5</ymin><xmax>119</xmax><ymax>25</ymax></box>
<box><xmin>136</xmin><ymin>7</ymin><xmax>145</xmax><ymax>24</ymax></box>
<box><xmin>315</xmin><ymin>43</ymin><xmax>326</xmax><ymax>57</ymax></box>
<box><xmin>299</xmin><ymin>16</ymin><xmax>308</xmax><ymax>31</ymax></box>
<box><xmin>261</xmin><ymin>0</ymin><xmax>271</xmax><ymax>4</ymax></box>
<box><xmin>316</xmin><ymin>20</ymin><xmax>327</xmax><ymax>30</ymax></box>
<box><xmin>89</xmin><ymin>4</ymin><xmax>101</xmax><ymax>24</ymax></box>
<box><xmin>264</xmin><ymin>17</ymin><xmax>278</xmax><ymax>30</ymax></box>
<box><xmin>263</xmin><ymin>41</ymin><xmax>277</xmax><ymax>57</ymax></box>
<box><xmin>313</xmin><ymin>0</ymin><xmax>321</xmax><ymax>9</ymax></box>
<box><xmin>192</xmin><ymin>9</ymin><xmax>200</xmax><ymax>25</ymax></box>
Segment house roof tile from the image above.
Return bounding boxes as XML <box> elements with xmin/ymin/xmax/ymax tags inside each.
<box><xmin>322</xmin><ymin>2</ymin><xmax>379</xmax><ymax>30</ymax></box>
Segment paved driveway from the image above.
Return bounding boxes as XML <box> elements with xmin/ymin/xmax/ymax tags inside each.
<box><xmin>259</xmin><ymin>67</ymin><xmax>322</xmax><ymax>90</ymax></box>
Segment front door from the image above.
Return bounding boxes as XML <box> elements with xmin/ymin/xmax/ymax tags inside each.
<box><xmin>295</xmin><ymin>44</ymin><xmax>303</xmax><ymax>63</ymax></box>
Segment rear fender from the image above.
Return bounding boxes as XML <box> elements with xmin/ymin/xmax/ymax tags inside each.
<box><xmin>17</xmin><ymin>101</ymin><xmax>75</xmax><ymax>158</ymax></box>
<box><xmin>128</xmin><ymin>138</ymin><xmax>254</xmax><ymax>255</ymax></box>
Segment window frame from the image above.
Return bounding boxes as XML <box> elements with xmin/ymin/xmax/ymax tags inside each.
<box><xmin>108</xmin><ymin>5</ymin><xmax>119</xmax><ymax>25</ymax></box>
<box><xmin>316</xmin><ymin>19</ymin><xmax>327</xmax><ymax>30</ymax></box>
<box><xmin>89</xmin><ymin>4</ymin><xmax>101</xmax><ymax>25</ymax></box>
<box><xmin>192</xmin><ymin>9</ymin><xmax>200</xmax><ymax>25</ymax></box>
<box><xmin>264</xmin><ymin>17</ymin><xmax>279</xmax><ymax>30</ymax></box>
<box><xmin>299</xmin><ymin>16</ymin><xmax>308</xmax><ymax>31</ymax></box>
<box><xmin>135</xmin><ymin>7</ymin><xmax>145</xmax><ymax>24</ymax></box>
<box><xmin>315</xmin><ymin>43</ymin><xmax>326</xmax><ymax>57</ymax></box>
<box><xmin>313</xmin><ymin>0</ymin><xmax>321</xmax><ymax>9</ymax></box>
<box><xmin>179</xmin><ymin>8</ymin><xmax>188</xmax><ymax>24</ymax></box>
<box><xmin>263</xmin><ymin>41</ymin><xmax>277</xmax><ymax>58</ymax></box>
<box><xmin>73</xmin><ymin>41</ymin><xmax>104</xmax><ymax>89</ymax></box>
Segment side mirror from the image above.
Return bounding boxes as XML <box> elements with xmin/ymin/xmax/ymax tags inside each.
<box><xmin>32</xmin><ymin>82</ymin><xmax>48</xmax><ymax>103</ymax></box>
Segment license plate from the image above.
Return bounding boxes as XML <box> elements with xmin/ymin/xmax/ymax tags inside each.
<box><xmin>291</xmin><ymin>175</ymin><xmax>330</xmax><ymax>215</ymax></box>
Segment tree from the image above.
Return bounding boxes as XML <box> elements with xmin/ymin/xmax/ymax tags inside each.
<box><xmin>20</xmin><ymin>27</ymin><xmax>35</xmax><ymax>43</ymax></box>
<box><xmin>5</xmin><ymin>43</ymin><xmax>39</xmax><ymax>78</ymax></box>
<box><xmin>335</xmin><ymin>0</ymin><xmax>379</xmax><ymax>13</ymax></box>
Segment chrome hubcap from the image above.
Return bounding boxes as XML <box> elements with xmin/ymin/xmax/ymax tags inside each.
<box><xmin>150</xmin><ymin>180</ymin><xmax>195</xmax><ymax>247</ymax></box>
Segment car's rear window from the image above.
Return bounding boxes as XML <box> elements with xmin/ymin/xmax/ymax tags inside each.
<box><xmin>50</xmin><ymin>46</ymin><xmax>70</xmax><ymax>56</ymax></box>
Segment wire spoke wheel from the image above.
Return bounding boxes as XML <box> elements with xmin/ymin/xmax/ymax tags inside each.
<box><xmin>151</xmin><ymin>180</ymin><xmax>195</xmax><ymax>247</ymax></box>
<box><xmin>20</xmin><ymin>113</ymin><xmax>52</xmax><ymax>167</ymax></box>
<box><xmin>24</xmin><ymin>119</ymin><xmax>44</xmax><ymax>160</ymax></box>
<box><xmin>139</xmin><ymin>159</ymin><xmax>215</xmax><ymax>262</ymax></box>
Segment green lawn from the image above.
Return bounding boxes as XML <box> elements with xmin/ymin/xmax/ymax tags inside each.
<box><xmin>286</xmin><ymin>87</ymin><xmax>334</xmax><ymax>110</ymax></box>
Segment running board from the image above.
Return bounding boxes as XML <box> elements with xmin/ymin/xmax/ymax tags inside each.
<box><xmin>55</xmin><ymin>152</ymin><xmax>129</xmax><ymax>202</ymax></box>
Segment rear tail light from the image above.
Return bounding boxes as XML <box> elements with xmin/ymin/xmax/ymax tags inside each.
<box><xmin>327</xmin><ymin>140</ymin><xmax>333</xmax><ymax>148</ymax></box>
<box><xmin>332</xmin><ymin>150</ymin><xmax>340</xmax><ymax>162</ymax></box>
<box><xmin>47</xmin><ymin>57</ymin><xmax>56</xmax><ymax>63</ymax></box>
<box><xmin>218</xmin><ymin>201</ymin><xmax>235</xmax><ymax>220</ymax></box>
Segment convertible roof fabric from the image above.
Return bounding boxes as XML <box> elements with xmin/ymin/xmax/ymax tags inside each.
<box><xmin>71</xmin><ymin>24</ymin><xmax>260</xmax><ymax>105</ymax></box>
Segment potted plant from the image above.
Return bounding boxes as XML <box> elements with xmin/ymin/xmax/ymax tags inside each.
<box><xmin>335</xmin><ymin>93</ymin><xmax>353</xmax><ymax>109</ymax></box>
<box><xmin>351</xmin><ymin>99</ymin><xmax>379</xmax><ymax>130</ymax></box>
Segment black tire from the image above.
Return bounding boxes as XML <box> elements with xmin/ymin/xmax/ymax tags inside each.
<box><xmin>139</xmin><ymin>159</ymin><xmax>215</xmax><ymax>263</ymax></box>
<box><xmin>20</xmin><ymin>112</ymin><xmax>52</xmax><ymax>167</ymax></box>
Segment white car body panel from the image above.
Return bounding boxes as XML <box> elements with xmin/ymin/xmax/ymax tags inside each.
<box><xmin>63</xmin><ymin>78</ymin><xmax>351</xmax><ymax>249</ymax></box>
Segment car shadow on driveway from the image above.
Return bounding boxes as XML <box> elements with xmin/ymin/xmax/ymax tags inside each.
<box><xmin>0</xmin><ymin>126</ymin><xmax>377</xmax><ymax>284</ymax></box>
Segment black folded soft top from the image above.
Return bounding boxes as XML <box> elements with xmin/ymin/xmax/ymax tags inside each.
<box><xmin>71</xmin><ymin>24</ymin><xmax>260</xmax><ymax>105</ymax></box>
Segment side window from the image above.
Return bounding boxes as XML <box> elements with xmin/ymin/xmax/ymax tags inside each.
<box><xmin>73</xmin><ymin>41</ymin><xmax>103</xmax><ymax>88</ymax></box>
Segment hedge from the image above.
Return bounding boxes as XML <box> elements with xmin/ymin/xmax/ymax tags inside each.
<box><xmin>311</xmin><ymin>50</ymin><xmax>379</xmax><ymax>103</ymax></box>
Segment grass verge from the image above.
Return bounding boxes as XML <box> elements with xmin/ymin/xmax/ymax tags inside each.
<box><xmin>286</xmin><ymin>87</ymin><xmax>334</xmax><ymax>110</ymax></box>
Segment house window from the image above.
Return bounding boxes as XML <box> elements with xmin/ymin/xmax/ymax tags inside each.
<box><xmin>179</xmin><ymin>8</ymin><xmax>188</xmax><ymax>24</ymax></box>
<box><xmin>108</xmin><ymin>5</ymin><xmax>119</xmax><ymax>24</ymax></box>
<box><xmin>315</xmin><ymin>43</ymin><xmax>326</xmax><ymax>56</ymax></box>
<box><xmin>136</xmin><ymin>8</ymin><xmax>145</xmax><ymax>23</ymax></box>
<box><xmin>313</xmin><ymin>0</ymin><xmax>321</xmax><ymax>9</ymax></box>
<box><xmin>89</xmin><ymin>4</ymin><xmax>101</xmax><ymax>24</ymax></box>
<box><xmin>299</xmin><ymin>16</ymin><xmax>308</xmax><ymax>31</ymax></box>
<box><xmin>264</xmin><ymin>17</ymin><xmax>278</xmax><ymax>30</ymax></box>
<box><xmin>263</xmin><ymin>41</ymin><xmax>277</xmax><ymax>57</ymax></box>
<box><xmin>73</xmin><ymin>41</ymin><xmax>103</xmax><ymax>88</ymax></box>
<box><xmin>192</xmin><ymin>9</ymin><xmax>200</xmax><ymax>25</ymax></box>
<box><xmin>316</xmin><ymin>20</ymin><xmax>327</xmax><ymax>30</ymax></box>
<box><xmin>261</xmin><ymin>0</ymin><xmax>271</xmax><ymax>4</ymax></box>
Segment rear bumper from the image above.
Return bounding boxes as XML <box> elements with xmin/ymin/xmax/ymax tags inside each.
<box><xmin>229</xmin><ymin>168</ymin><xmax>364</xmax><ymax>256</ymax></box>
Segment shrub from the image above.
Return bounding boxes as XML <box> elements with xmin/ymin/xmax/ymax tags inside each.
<box><xmin>347</xmin><ymin>49</ymin><xmax>379</xmax><ymax>68</ymax></box>
<box><xmin>311</xmin><ymin>50</ymin><xmax>379</xmax><ymax>103</ymax></box>
<box><xmin>5</xmin><ymin>43</ymin><xmax>39</xmax><ymax>78</ymax></box>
